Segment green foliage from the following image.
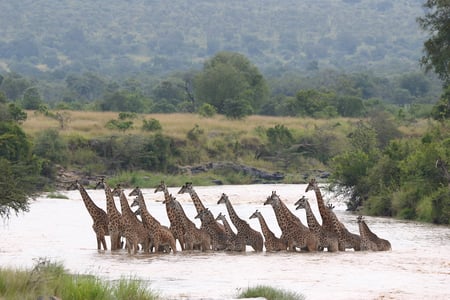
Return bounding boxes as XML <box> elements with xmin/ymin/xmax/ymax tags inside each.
<box><xmin>33</xmin><ymin>129</ymin><xmax>68</xmax><ymax>165</ymax></box>
<box><xmin>222</xmin><ymin>98</ymin><xmax>253</xmax><ymax>119</ymax></box>
<box><xmin>106</xmin><ymin>119</ymin><xmax>134</xmax><ymax>131</ymax></box>
<box><xmin>0</xmin><ymin>259</ymin><xmax>160</xmax><ymax>300</ymax></box>
<box><xmin>431</xmin><ymin>85</ymin><xmax>450</xmax><ymax>120</ymax></box>
<box><xmin>197</xmin><ymin>103</ymin><xmax>217</xmax><ymax>118</ymax></box>
<box><xmin>0</xmin><ymin>121</ymin><xmax>31</xmax><ymax>161</ymax></box>
<box><xmin>100</xmin><ymin>91</ymin><xmax>149</xmax><ymax>113</ymax></box>
<box><xmin>142</xmin><ymin>118</ymin><xmax>162</xmax><ymax>131</ymax></box>
<box><xmin>194</xmin><ymin>51</ymin><xmax>269</xmax><ymax>115</ymax></box>
<box><xmin>417</xmin><ymin>0</ymin><xmax>450</xmax><ymax>84</ymax></box>
<box><xmin>266</xmin><ymin>124</ymin><xmax>294</xmax><ymax>149</ymax></box>
<box><xmin>238</xmin><ymin>285</ymin><xmax>304</xmax><ymax>300</ymax></box>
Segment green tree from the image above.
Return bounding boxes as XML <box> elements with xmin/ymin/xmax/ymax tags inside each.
<box><xmin>417</xmin><ymin>0</ymin><xmax>450</xmax><ymax>85</ymax></box>
<box><xmin>194</xmin><ymin>52</ymin><xmax>269</xmax><ymax>115</ymax></box>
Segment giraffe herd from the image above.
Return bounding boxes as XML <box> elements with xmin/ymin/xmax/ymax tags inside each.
<box><xmin>69</xmin><ymin>178</ymin><xmax>391</xmax><ymax>254</ymax></box>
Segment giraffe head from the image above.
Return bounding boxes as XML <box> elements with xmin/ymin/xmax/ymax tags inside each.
<box><xmin>177</xmin><ymin>182</ymin><xmax>193</xmax><ymax>194</ymax></box>
<box><xmin>357</xmin><ymin>215</ymin><xmax>364</xmax><ymax>223</ymax></box>
<box><xmin>195</xmin><ymin>208</ymin><xmax>214</xmax><ymax>223</ymax></box>
<box><xmin>263</xmin><ymin>191</ymin><xmax>280</xmax><ymax>206</ymax></box>
<box><xmin>130</xmin><ymin>196</ymin><xmax>140</xmax><ymax>207</ymax></box>
<box><xmin>305</xmin><ymin>178</ymin><xmax>317</xmax><ymax>193</ymax></box>
<box><xmin>154</xmin><ymin>181</ymin><xmax>167</xmax><ymax>193</ymax></box>
<box><xmin>163</xmin><ymin>194</ymin><xmax>176</xmax><ymax>204</ymax></box>
<box><xmin>294</xmin><ymin>196</ymin><xmax>308</xmax><ymax>210</ymax></box>
<box><xmin>217</xmin><ymin>193</ymin><xmax>228</xmax><ymax>205</ymax></box>
<box><xmin>67</xmin><ymin>180</ymin><xmax>79</xmax><ymax>190</ymax></box>
<box><xmin>215</xmin><ymin>212</ymin><xmax>226</xmax><ymax>222</ymax></box>
<box><xmin>326</xmin><ymin>203</ymin><xmax>335</xmax><ymax>210</ymax></box>
<box><xmin>134</xmin><ymin>207</ymin><xmax>142</xmax><ymax>216</ymax></box>
<box><xmin>128</xmin><ymin>186</ymin><xmax>141</xmax><ymax>197</ymax></box>
<box><xmin>249</xmin><ymin>209</ymin><xmax>261</xmax><ymax>220</ymax></box>
<box><xmin>111</xmin><ymin>184</ymin><xmax>123</xmax><ymax>197</ymax></box>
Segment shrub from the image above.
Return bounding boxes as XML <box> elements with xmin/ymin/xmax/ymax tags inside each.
<box><xmin>198</xmin><ymin>103</ymin><xmax>217</xmax><ymax>117</ymax></box>
<box><xmin>142</xmin><ymin>118</ymin><xmax>162</xmax><ymax>131</ymax></box>
<box><xmin>238</xmin><ymin>285</ymin><xmax>304</xmax><ymax>300</ymax></box>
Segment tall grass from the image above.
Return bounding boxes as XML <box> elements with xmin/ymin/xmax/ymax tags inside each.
<box><xmin>237</xmin><ymin>285</ymin><xmax>305</xmax><ymax>300</ymax></box>
<box><xmin>0</xmin><ymin>259</ymin><xmax>159</xmax><ymax>300</ymax></box>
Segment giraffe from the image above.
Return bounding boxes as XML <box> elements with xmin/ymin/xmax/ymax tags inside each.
<box><xmin>217</xmin><ymin>193</ymin><xmax>264</xmax><ymax>252</ymax></box>
<box><xmin>68</xmin><ymin>180</ymin><xmax>109</xmax><ymax>250</ymax></box>
<box><xmin>161</xmin><ymin>193</ymin><xmax>211</xmax><ymax>251</ymax></box>
<box><xmin>112</xmin><ymin>185</ymin><xmax>151</xmax><ymax>254</ymax></box>
<box><xmin>295</xmin><ymin>196</ymin><xmax>339</xmax><ymax>252</ymax></box>
<box><xmin>249</xmin><ymin>210</ymin><xmax>287</xmax><ymax>252</ymax></box>
<box><xmin>195</xmin><ymin>208</ymin><xmax>227</xmax><ymax>251</ymax></box>
<box><xmin>357</xmin><ymin>216</ymin><xmax>391</xmax><ymax>251</ymax></box>
<box><xmin>128</xmin><ymin>187</ymin><xmax>177</xmax><ymax>253</ymax></box>
<box><xmin>326</xmin><ymin>204</ymin><xmax>361</xmax><ymax>251</ymax></box>
<box><xmin>95</xmin><ymin>177</ymin><xmax>124</xmax><ymax>250</ymax></box>
<box><xmin>155</xmin><ymin>181</ymin><xmax>186</xmax><ymax>250</ymax></box>
<box><xmin>264</xmin><ymin>191</ymin><xmax>318</xmax><ymax>252</ymax></box>
<box><xmin>215</xmin><ymin>212</ymin><xmax>246</xmax><ymax>251</ymax></box>
<box><xmin>306</xmin><ymin>178</ymin><xmax>361</xmax><ymax>251</ymax></box>
<box><xmin>177</xmin><ymin>182</ymin><xmax>225</xmax><ymax>233</ymax></box>
<box><xmin>305</xmin><ymin>178</ymin><xmax>334</xmax><ymax>233</ymax></box>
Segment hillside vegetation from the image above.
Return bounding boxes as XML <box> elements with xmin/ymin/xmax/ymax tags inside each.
<box><xmin>0</xmin><ymin>0</ymin><xmax>427</xmax><ymax>77</ymax></box>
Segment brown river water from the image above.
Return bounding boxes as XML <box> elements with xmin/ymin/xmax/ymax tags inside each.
<box><xmin>1</xmin><ymin>184</ymin><xmax>449</xmax><ymax>299</ymax></box>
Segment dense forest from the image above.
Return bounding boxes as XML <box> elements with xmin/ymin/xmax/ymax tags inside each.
<box><xmin>0</xmin><ymin>0</ymin><xmax>449</xmax><ymax>225</ymax></box>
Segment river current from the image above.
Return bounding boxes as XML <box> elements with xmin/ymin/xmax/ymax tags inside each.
<box><xmin>1</xmin><ymin>184</ymin><xmax>449</xmax><ymax>299</ymax></box>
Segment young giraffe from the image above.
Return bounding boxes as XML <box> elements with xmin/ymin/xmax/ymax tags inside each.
<box><xmin>249</xmin><ymin>210</ymin><xmax>287</xmax><ymax>252</ymax></box>
<box><xmin>264</xmin><ymin>191</ymin><xmax>318</xmax><ymax>252</ymax></box>
<box><xmin>177</xmin><ymin>182</ymin><xmax>225</xmax><ymax>233</ymax></box>
<box><xmin>112</xmin><ymin>185</ymin><xmax>151</xmax><ymax>254</ymax></box>
<box><xmin>295</xmin><ymin>196</ymin><xmax>339</xmax><ymax>252</ymax></box>
<box><xmin>195</xmin><ymin>208</ymin><xmax>228</xmax><ymax>251</ymax></box>
<box><xmin>162</xmin><ymin>193</ymin><xmax>211</xmax><ymax>251</ymax></box>
<box><xmin>128</xmin><ymin>187</ymin><xmax>177</xmax><ymax>253</ymax></box>
<box><xmin>215</xmin><ymin>212</ymin><xmax>246</xmax><ymax>252</ymax></box>
<box><xmin>155</xmin><ymin>181</ymin><xmax>186</xmax><ymax>250</ymax></box>
<box><xmin>306</xmin><ymin>178</ymin><xmax>361</xmax><ymax>251</ymax></box>
<box><xmin>95</xmin><ymin>177</ymin><xmax>124</xmax><ymax>251</ymax></box>
<box><xmin>217</xmin><ymin>193</ymin><xmax>264</xmax><ymax>252</ymax></box>
<box><xmin>68</xmin><ymin>180</ymin><xmax>109</xmax><ymax>250</ymax></box>
<box><xmin>326</xmin><ymin>204</ymin><xmax>361</xmax><ymax>251</ymax></box>
<box><xmin>357</xmin><ymin>216</ymin><xmax>391</xmax><ymax>251</ymax></box>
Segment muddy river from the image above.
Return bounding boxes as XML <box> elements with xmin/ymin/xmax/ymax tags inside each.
<box><xmin>1</xmin><ymin>184</ymin><xmax>449</xmax><ymax>299</ymax></box>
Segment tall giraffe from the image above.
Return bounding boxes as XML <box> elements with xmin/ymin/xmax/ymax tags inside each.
<box><xmin>295</xmin><ymin>196</ymin><xmax>339</xmax><ymax>252</ymax></box>
<box><xmin>112</xmin><ymin>185</ymin><xmax>150</xmax><ymax>254</ymax></box>
<box><xmin>68</xmin><ymin>180</ymin><xmax>109</xmax><ymax>250</ymax></box>
<box><xmin>217</xmin><ymin>193</ymin><xmax>263</xmax><ymax>252</ymax></box>
<box><xmin>249</xmin><ymin>210</ymin><xmax>287</xmax><ymax>252</ymax></box>
<box><xmin>95</xmin><ymin>177</ymin><xmax>123</xmax><ymax>250</ymax></box>
<box><xmin>195</xmin><ymin>208</ymin><xmax>227</xmax><ymax>251</ymax></box>
<box><xmin>306</xmin><ymin>178</ymin><xmax>360</xmax><ymax>251</ymax></box>
<box><xmin>305</xmin><ymin>178</ymin><xmax>334</xmax><ymax>232</ymax></box>
<box><xmin>357</xmin><ymin>216</ymin><xmax>391</xmax><ymax>251</ymax></box>
<box><xmin>264</xmin><ymin>191</ymin><xmax>318</xmax><ymax>252</ymax></box>
<box><xmin>155</xmin><ymin>181</ymin><xmax>186</xmax><ymax>250</ymax></box>
<box><xmin>177</xmin><ymin>182</ymin><xmax>225</xmax><ymax>233</ymax></box>
<box><xmin>129</xmin><ymin>187</ymin><xmax>177</xmax><ymax>253</ymax></box>
<box><xmin>215</xmin><ymin>212</ymin><xmax>246</xmax><ymax>251</ymax></box>
<box><xmin>162</xmin><ymin>193</ymin><xmax>211</xmax><ymax>251</ymax></box>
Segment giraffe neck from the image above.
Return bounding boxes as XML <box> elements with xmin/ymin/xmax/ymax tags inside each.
<box><xmin>77</xmin><ymin>184</ymin><xmax>104</xmax><ymax>217</ymax></box>
<box><xmin>173</xmin><ymin>199</ymin><xmax>193</xmax><ymax>227</ymax></box>
<box><xmin>223</xmin><ymin>198</ymin><xmax>246</xmax><ymax>230</ymax></box>
<box><xmin>220</xmin><ymin>217</ymin><xmax>236</xmax><ymax>239</ymax></box>
<box><xmin>103</xmin><ymin>183</ymin><xmax>120</xmax><ymax>216</ymax></box>
<box><xmin>302</xmin><ymin>201</ymin><xmax>321</xmax><ymax>233</ymax></box>
<box><xmin>256</xmin><ymin>214</ymin><xmax>274</xmax><ymax>239</ymax></box>
<box><xmin>162</xmin><ymin>186</ymin><xmax>171</xmax><ymax>202</ymax></box>
<box><xmin>270</xmin><ymin>201</ymin><xmax>290</xmax><ymax>232</ymax></box>
<box><xmin>118</xmin><ymin>189</ymin><xmax>134</xmax><ymax>218</ymax></box>
<box><xmin>188</xmin><ymin>188</ymin><xmax>206</xmax><ymax>213</ymax></box>
<box><xmin>361</xmin><ymin>220</ymin><xmax>378</xmax><ymax>240</ymax></box>
<box><xmin>313</xmin><ymin>184</ymin><xmax>333</xmax><ymax>228</ymax></box>
<box><xmin>136</xmin><ymin>189</ymin><xmax>156</xmax><ymax>227</ymax></box>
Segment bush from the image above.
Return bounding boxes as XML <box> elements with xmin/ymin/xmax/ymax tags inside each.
<box><xmin>238</xmin><ymin>285</ymin><xmax>304</xmax><ymax>300</ymax></box>
<box><xmin>198</xmin><ymin>103</ymin><xmax>217</xmax><ymax>117</ymax></box>
<box><xmin>142</xmin><ymin>118</ymin><xmax>162</xmax><ymax>131</ymax></box>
